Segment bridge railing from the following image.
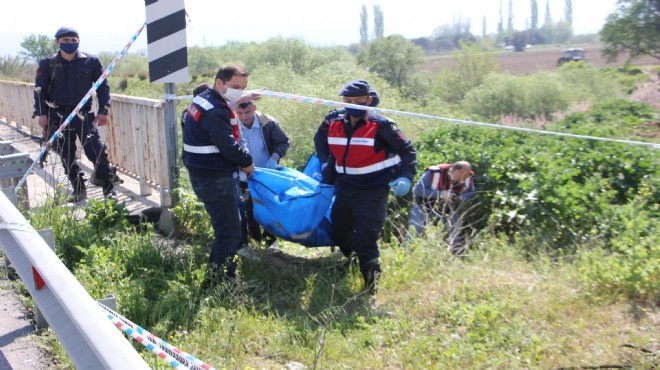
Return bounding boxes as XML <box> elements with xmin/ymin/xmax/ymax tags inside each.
<box><xmin>0</xmin><ymin>80</ymin><xmax>171</xmax><ymax>206</ymax></box>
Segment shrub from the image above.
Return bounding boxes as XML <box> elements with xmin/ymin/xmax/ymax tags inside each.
<box><xmin>461</xmin><ymin>73</ymin><xmax>571</xmax><ymax>121</ymax></box>
<box><xmin>412</xmin><ymin>100</ymin><xmax>659</xmax><ymax>254</ymax></box>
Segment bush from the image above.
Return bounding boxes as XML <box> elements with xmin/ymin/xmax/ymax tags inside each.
<box><xmin>461</xmin><ymin>73</ymin><xmax>571</xmax><ymax>121</ymax></box>
<box><xmin>412</xmin><ymin>100</ymin><xmax>659</xmax><ymax>254</ymax></box>
<box><xmin>461</xmin><ymin>63</ymin><xmax>628</xmax><ymax>122</ymax></box>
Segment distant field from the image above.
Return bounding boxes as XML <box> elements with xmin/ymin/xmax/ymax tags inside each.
<box><xmin>419</xmin><ymin>44</ymin><xmax>660</xmax><ymax>75</ymax></box>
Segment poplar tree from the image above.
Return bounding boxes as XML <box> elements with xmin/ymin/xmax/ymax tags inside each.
<box><xmin>374</xmin><ymin>5</ymin><xmax>384</xmax><ymax>40</ymax></box>
<box><xmin>360</xmin><ymin>4</ymin><xmax>368</xmax><ymax>45</ymax></box>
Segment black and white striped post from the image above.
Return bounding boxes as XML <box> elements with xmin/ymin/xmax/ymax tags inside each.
<box><xmin>145</xmin><ymin>0</ymin><xmax>188</xmax><ymax>207</ymax></box>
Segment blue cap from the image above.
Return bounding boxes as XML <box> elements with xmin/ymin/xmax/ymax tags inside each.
<box><xmin>339</xmin><ymin>80</ymin><xmax>370</xmax><ymax>97</ymax></box>
<box><xmin>55</xmin><ymin>27</ymin><xmax>79</xmax><ymax>39</ymax></box>
<box><xmin>369</xmin><ymin>87</ymin><xmax>380</xmax><ymax>107</ymax></box>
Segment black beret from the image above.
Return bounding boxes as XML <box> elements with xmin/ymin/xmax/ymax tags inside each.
<box><xmin>368</xmin><ymin>87</ymin><xmax>380</xmax><ymax>107</ymax></box>
<box><xmin>339</xmin><ymin>80</ymin><xmax>370</xmax><ymax>97</ymax></box>
<box><xmin>55</xmin><ymin>27</ymin><xmax>79</xmax><ymax>39</ymax></box>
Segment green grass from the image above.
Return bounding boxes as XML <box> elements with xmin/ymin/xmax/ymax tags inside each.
<box><xmin>15</xmin><ymin>201</ymin><xmax>658</xmax><ymax>369</ymax></box>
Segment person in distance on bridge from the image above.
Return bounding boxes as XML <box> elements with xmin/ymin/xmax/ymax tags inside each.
<box><xmin>33</xmin><ymin>26</ymin><xmax>116</xmax><ymax>201</ymax></box>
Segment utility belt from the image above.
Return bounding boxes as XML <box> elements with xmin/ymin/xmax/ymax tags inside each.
<box><xmin>48</xmin><ymin>105</ymin><xmax>92</xmax><ymax>123</ymax></box>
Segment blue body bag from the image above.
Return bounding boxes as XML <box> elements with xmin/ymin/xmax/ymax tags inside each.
<box><xmin>247</xmin><ymin>155</ymin><xmax>335</xmax><ymax>247</ymax></box>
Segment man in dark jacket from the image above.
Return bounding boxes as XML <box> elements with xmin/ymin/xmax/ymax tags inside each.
<box><xmin>33</xmin><ymin>26</ymin><xmax>115</xmax><ymax>201</ymax></box>
<box><xmin>180</xmin><ymin>83</ymin><xmax>210</xmax><ymax>129</ymax></box>
<box><xmin>322</xmin><ymin>79</ymin><xmax>417</xmax><ymax>295</ymax></box>
<box><xmin>235</xmin><ymin>101</ymin><xmax>290</xmax><ymax>248</ymax></box>
<box><xmin>182</xmin><ymin>63</ymin><xmax>255</xmax><ymax>280</ymax></box>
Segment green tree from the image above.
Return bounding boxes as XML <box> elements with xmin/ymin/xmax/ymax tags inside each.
<box><xmin>374</xmin><ymin>5</ymin><xmax>384</xmax><ymax>40</ymax></box>
<box><xmin>482</xmin><ymin>16</ymin><xmax>487</xmax><ymax>37</ymax></box>
<box><xmin>498</xmin><ymin>0</ymin><xmax>504</xmax><ymax>35</ymax></box>
<box><xmin>600</xmin><ymin>0</ymin><xmax>660</xmax><ymax>62</ymax></box>
<box><xmin>19</xmin><ymin>34</ymin><xmax>58</xmax><ymax>63</ymax></box>
<box><xmin>434</xmin><ymin>40</ymin><xmax>499</xmax><ymax>103</ymax></box>
<box><xmin>553</xmin><ymin>20</ymin><xmax>573</xmax><ymax>44</ymax></box>
<box><xmin>531</xmin><ymin>0</ymin><xmax>539</xmax><ymax>29</ymax></box>
<box><xmin>512</xmin><ymin>30</ymin><xmax>529</xmax><ymax>51</ymax></box>
<box><xmin>360</xmin><ymin>4</ymin><xmax>369</xmax><ymax>45</ymax></box>
<box><xmin>564</xmin><ymin>0</ymin><xmax>573</xmax><ymax>25</ymax></box>
<box><xmin>357</xmin><ymin>35</ymin><xmax>423</xmax><ymax>89</ymax></box>
<box><xmin>544</xmin><ymin>0</ymin><xmax>553</xmax><ymax>25</ymax></box>
<box><xmin>507</xmin><ymin>0</ymin><xmax>514</xmax><ymax>32</ymax></box>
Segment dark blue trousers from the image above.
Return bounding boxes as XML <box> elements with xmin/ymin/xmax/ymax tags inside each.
<box><xmin>189</xmin><ymin>173</ymin><xmax>243</xmax><ymax>278</ymax></box>
<box><xmin>331</xmin><ymin>184</ymin><xmax>389</xmax><ymax>283</ymax></box>
<box><xmin>48</xmin><ymin>111</ymin><xmax>113</xmax><ymax>182</ymax></box>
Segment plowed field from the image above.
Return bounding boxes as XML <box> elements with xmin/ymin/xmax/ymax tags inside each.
<box><xmin>420</xmin><ymin>45</ymin><xmax>659</xmax><ymax>75</ymax></box>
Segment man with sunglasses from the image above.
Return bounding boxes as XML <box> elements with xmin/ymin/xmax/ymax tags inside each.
<box><xmin>407</xmin><ymin>161</ymin><xmax>475</xmax><ymax>255</ymax></box>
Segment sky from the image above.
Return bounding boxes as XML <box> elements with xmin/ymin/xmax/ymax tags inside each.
<box><xmin>0</xmin><ymin>0</ymin><xmax>619</xmax><ymax>57</ymax></box>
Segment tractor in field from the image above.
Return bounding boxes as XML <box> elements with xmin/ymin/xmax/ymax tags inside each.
<box><xmin>557</xmin><ymin>48</ymin><xmax>586</xmax><ymax>66</ymax></box>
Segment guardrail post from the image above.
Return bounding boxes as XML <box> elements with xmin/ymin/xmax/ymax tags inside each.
<box><xmin>97</xmin><ymin>294</ymin><xmax>117</xmax><ymax>312</ymax></box>
<box><xmin>2</xmin><ymin>187</ymin><xmax>18</xmax><ymax>275</ymax></box>
<box><xmin>34</xmin><ymin>228</ymin><xmax>54</xmax><ymax>329</ymax></box>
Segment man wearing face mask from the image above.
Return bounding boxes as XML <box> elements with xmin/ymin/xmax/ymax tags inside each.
<box><xmin>313</xmin><ymin>87</ymin><xmax>380</xmax><ymax>167</ymax></box>
<box><xmin>33</xmin><ymin>26</ymin><xmax>116</xmax><ymax>201</ymax></box>
<box><xmin>321</xmin><ymin>79</ymin><xmax>417</xmax><ymax>296</ymax></box>
<box><xmin>182</xmin><ymin>63</ymin><xmax>255</xmax><ymax>282</ymax></box>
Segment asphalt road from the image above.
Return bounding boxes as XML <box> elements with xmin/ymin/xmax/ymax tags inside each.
<box><xmin>0</xmin><ymin>277</ymin><xmax>49</xmax><ymax>369</ymax></box>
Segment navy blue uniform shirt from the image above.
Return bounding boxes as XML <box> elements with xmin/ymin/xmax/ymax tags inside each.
<box><xmin>34</xmin><ymin>51</ymin><xmax>110</xmax><ymax>116</ymax></box>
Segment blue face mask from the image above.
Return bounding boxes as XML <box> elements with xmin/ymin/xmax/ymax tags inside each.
<box><xmin>345</xmin><ymin>102</ymin><xmax>368</xmax><ymax>117</ymax></box>
<box><xmin>59</xmin><ymin>42</ymin><xmax>79</xmax><ymax>54</ymax></box>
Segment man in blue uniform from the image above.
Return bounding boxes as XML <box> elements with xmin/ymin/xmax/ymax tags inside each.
<box><xmin>322</xmin><ymin>79</ymin><xmax>417</xmax><ymax>294</ymax></box>
<box><xmin>33</xmin><ymin>26</ymin><xmax>116</xmax><ymax>201</ymax></box>
<box><xmin>182</xmin><ymin>64</ymin><xmax>255</xmax><ymax>280</ymax></box>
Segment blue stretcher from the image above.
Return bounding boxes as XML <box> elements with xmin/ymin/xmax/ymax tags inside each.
<box><xmin>247</xmin><ymin>155</ymin><xmax>335</xmax><ymax>247</ymax></box>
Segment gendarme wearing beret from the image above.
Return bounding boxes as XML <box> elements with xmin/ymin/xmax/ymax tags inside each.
<box><xmin>55</xmin><ymin>27</ymin><xmax>79</xmax><ymax>39</ymax></box>
<box><xmin>339</xmin><ymin>80</ymin><xmax>371</xmax><ymax>97</ymax></box>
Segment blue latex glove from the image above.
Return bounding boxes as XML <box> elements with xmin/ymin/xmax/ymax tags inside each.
<box><xmin>266</xmin><ymin>158</ymin><xmax>278</xmax><ymax>169</ymax></box>
<box><xmin>389</xmin><ymin>177</ymin><xmax>411</xmax><ymax>196</ymax></box>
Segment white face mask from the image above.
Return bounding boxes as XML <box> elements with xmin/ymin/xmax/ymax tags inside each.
<box><xmin>223</xmin><ymin>87</ymin><xmax>244</xmax><ymax>103</ymax></box>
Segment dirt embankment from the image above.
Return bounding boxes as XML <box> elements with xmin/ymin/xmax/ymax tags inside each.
<box><xmin>420</xmin><ymin>45</ymin><xmax>659</xmax><ymax>75</ymax></box>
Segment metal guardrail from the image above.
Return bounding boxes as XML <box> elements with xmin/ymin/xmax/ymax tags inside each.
<box><xmin>0</xmin><ymin>139</ymin><xmax>32</xmax><ymax>209</ymax></box>
<box><xmin>0</xmin><ymin>188</ymin><xmax>150</xmax><ymax>369</ymax></box>
<box><xmin>0</xmin><ymin>80</ymin><xmax>171</xmax><ymax>206</ymax></box>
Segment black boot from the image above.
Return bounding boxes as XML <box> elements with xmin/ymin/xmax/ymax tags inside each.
<box><xmin>362</xmin><ymin>259</ymin><xmax>382</xmax><ymax>296</ymax></box>
<box><xmin>69</xmin><ymin>172</ymin><xmax>87</xmax><ymax>202</ymax></box>
<box><xmin>91</xmin><ymin>166</ymin><xmax>123</xmax><ymax>186</ymax></box>
<box><xmin>101</xmin><ymin>178</ymin><xmax>116</xmax><ymax>199</ymax></box>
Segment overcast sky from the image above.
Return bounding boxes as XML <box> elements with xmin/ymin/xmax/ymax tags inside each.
<box><xmin>0</xmin><ymin>0</ymin><xmax>618</xmax><ymax>57</ymax></box>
